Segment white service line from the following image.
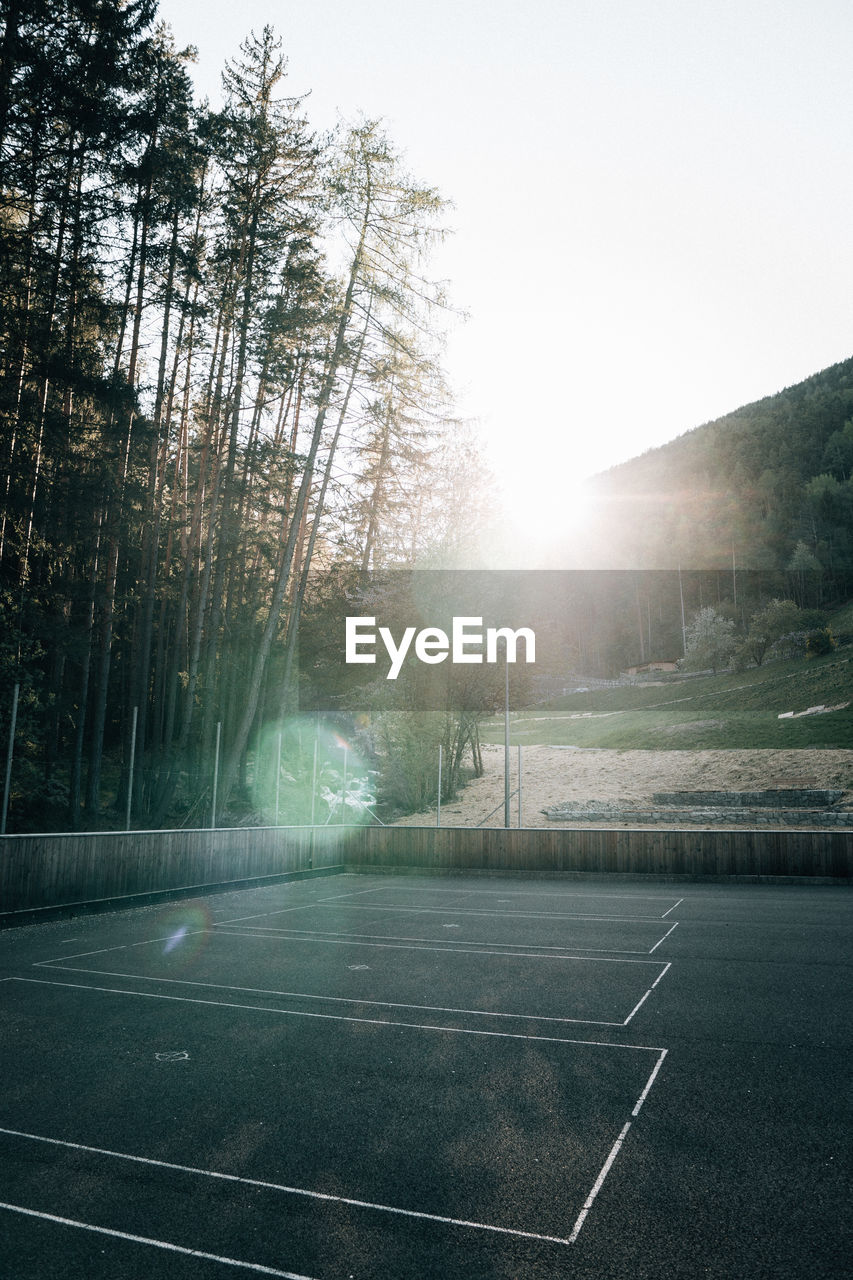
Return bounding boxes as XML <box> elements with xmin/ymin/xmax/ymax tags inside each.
<box><xmin>35</xmin><ymin>931</ymin><xmax>209</xmax><ymax>965</ymax></box>
<box><xmin>567</xmin><ymin>1047</ymin><xmax>668</xmax><ymax>1243</ymax></box>
<box><xmin>214</xmin><ymin>924</ymin><xmax>662</xmax><ymax>956</ymax></box>
<box><xmin>31</xmin><ymin>964</ymin><xmax>633</xmax><ymax>1028</ymax></box>
<box><xmin>215</xmin><ymin>884</ymin><xmax>385</xmax><ymax>926</ymax></box>
<box><xmin>8</xmin><ymin>977</ymin><xmax>666</xmax><ymax>1052</ymax></box>
<box><xmin>0</xmin><ymin>1127</ymin><xmax>568</xmax><ymax>1247</ymax></box>
<box><xmin>568</xmin><ymin>1120</ymin><xmax>631</xmax><ymax>1243</ymax></box>
<box><xmin>660</xmin><ymin>898</ymin><xmax>684</xmax><ymax>919</ymax></box>
<box><xmin>0</xmin><ymin>1200</ymin><xmax>316</xmax><ymax>1278</ymax></box>
<box><xmin>631</xmin><ymin>1045</ymin><xmax>669</xmax><ymax>1117</ymax></box>
<box><xmin>622</xmin><ymin>963</ymin><xmax>672</xmax><ymax>1025</ymax></box>
<box><xmin>648</xmin><ymin>922</ymin><xmax>679</xmax><ymax>953</ymax></box>
<box><xmin>165</xmin><ymin>927</ymin><xmax>667</xmax><ymax>966</ymax></box>
<box><xmin>362</xmin><ymin>884</ymin><xmax>678</xmax><ymax>906</ymax></box>
<box><xmin>245</xmin><ymin>902</ymin><xmax>673</xmax><ymax>924</ymax></box>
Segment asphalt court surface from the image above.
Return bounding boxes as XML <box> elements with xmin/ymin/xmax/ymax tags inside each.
<box><xmin>0</xmin><ymin>872</ymin><xmax>850</xmax><ymax>1278</ymax></box>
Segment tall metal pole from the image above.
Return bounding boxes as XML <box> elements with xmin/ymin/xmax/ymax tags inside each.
<box><xmin>504</xmin><ymin>658</ymin><xmax>510</xmax><ymax>828</ymax></box>
<box><xmin>275</xmin><ymin>731</ymin><xmax>282</xmax><ymax>826</ymax></box>
<box><xmin>341</xmin><ymin>746</ymin><xmax>348</xmax><ymax>824</ymax></box>
<box><xmin>678</xmin><ymin>564</ymin><xmax>687</xmax><ymax>656</ymax></box>
<box><xmin>1</xmin><ymin>682</ymin><xmax>19</xmax><ymax>835</ymax></box>
<box><xmin>436</xmin><ymin>744</ymin><xmax>442</xmax><ymax>827</ymax></box>
<box><xmin>518</xmin><ymin>743</ymin><xmax>522</xmax><ymax>828</ymax></box>
<box><xmin>125</xmin><ymin>705</ymin><xmax>138</xmax><ymax>831</ymax></box>
<box><xmin>311</xmin><ymin>735</ymin><xmax>318</xmax><ymax>825</ymax></box>
<box><xmin>211</xmin><ymin>721</ymin><xmax>221</xmax><ymax>829</ymax></box>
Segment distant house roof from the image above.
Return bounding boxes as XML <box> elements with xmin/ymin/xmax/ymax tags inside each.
<box><xmin>625</xmin><ymin>660</ymin><xmax>679</xmax><ymax>676</ymax></box>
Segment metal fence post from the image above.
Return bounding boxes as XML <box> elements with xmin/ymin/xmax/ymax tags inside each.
<box><xmin>125</xmin><ymin>705</ymin><xmax>137</xmax><ymax>831</ymax></box>
<box><xmin>211</xmin><ymin>721</ymin><xmax>221</xmax><ymax>829</ymax></box>
<box><xmin>518</xmin><ymin>743</ymin><xmax>522</xmax><ymax>828</ymax></box>
<box><xmin>311</xmin><ymin>736</ymin><xmax>318</xmax><ymax>826</ymax></box>
<box><xmin>275</xmin><ymin>731</ymin><xmax>282</xmax><ymax>826</ymax></box>
<box><xmin>1</xmin><ymin>683</ymin><xmax>19</xmax><ymax>835</ymax></box>
<box><xmin>504</xmin><ymin>659</ymin><xmax>510</xmax><ymax>828</ymax></box>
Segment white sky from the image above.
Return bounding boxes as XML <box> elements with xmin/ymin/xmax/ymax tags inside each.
<box><xmin>157</xmin><ymin>0</ymin><xmax>853</xmax><ymax>547</ymax></box>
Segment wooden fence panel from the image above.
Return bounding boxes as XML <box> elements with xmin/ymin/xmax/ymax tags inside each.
<box><xmin>1</xmin><ymin>824</ymin><xmax>850</xmax><ymax>917</ymax></box>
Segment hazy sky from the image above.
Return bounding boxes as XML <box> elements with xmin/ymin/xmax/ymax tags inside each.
<box><xmin>157</xmin><ymin>0</ymin><xmax>853</xmax><ymax>541</ymax></box>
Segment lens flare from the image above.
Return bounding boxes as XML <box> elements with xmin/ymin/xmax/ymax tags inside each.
<box><xmin>157</xmin><ymin>904</ymin><xmax>211</xmax><ymax>961</ymax></box>
<box><xmin>164</xmin><ymin>924</ymin><xmax>189</xmax><ymax>954</ymax></box>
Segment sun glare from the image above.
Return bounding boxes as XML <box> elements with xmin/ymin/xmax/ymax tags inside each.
<box><xmin>493</xmin><ymin>459</ymin><xmax>595</xmax><ymax>566</ymax></box>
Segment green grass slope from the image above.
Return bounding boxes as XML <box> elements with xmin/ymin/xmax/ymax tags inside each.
<box><xmin>482</xmin><ymin>647</ymin><xmax>853</xmax><ymax>751</ymax></box>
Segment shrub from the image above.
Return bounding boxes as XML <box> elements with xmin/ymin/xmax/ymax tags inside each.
<box><xmin>805</xmin><ymin>627</ymin><xmax>836</xmax><ymax>658</ymax></box>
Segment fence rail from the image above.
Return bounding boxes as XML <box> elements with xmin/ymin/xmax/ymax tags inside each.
<box><xmin>0</xmin><ymin>825</ymin><xmax>347</xmax><ymax>917</ymax></box>
<box><xmin>341</xmin><ymin>825</ymin><xmax>853</xmax><ymax>880</ymax></box>
<box><xmin>1</xmin><ymin>823</ymin><xmax>850</xmax><ymax>919</ymax></box>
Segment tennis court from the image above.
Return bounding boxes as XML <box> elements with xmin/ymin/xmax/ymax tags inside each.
<box><xmin>0</xmin><ymin>872</ymin><xmax>850</xmax><ymax>1278</ymax></box>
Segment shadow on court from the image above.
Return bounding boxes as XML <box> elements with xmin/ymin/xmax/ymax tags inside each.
<box><xmin>0</xmin><ymin>873</ymin><xmax>850</xmax><ymax>1279</ymax></box>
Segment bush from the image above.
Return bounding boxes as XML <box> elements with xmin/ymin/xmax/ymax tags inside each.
<box><xmin>683</xmin><ymin>606</ymin><xmax>736</xmax><ymax>673</ymax></box>
<box><xmin>805</xmin><ymin>628</ymin><xmax>836</xmax><ymax>658</ymax></box>
<box><xmin>769</xmin><ymin>630</ymin><xmax>810</xmax><ymax>661</ymax></box>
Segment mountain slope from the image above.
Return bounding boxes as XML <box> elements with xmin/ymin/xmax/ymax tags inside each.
<box><xmin>573</xmin><ymin>356</ymin><xmax>853</xmax><ymax>575</ymax></box>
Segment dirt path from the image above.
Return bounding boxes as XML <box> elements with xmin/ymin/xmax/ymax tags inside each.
<box><xmin>393</xmin><ymin>746</ymin><xmax>853</xmax><ymax>827</ymax></box>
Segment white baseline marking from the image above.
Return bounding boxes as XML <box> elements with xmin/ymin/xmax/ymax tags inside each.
<box><xmin>622</xmin><ymin>962</ymin><xmax>672</xmax><ymax>1025</ymax></box>
<box><xmin>34</xmin><ymin>931</ymin><xmax>211</xmax><ymax>966</ymax></box>
<box><xmin>215</xmin><ymin>884</ymin><xmax>386</xmax><ymax>926</ymax></box>
<box><xmin>235</xmin><ymin>902</ymin><xmax>673</xmax><ymax>924</ymax></box>
<box><xmin>0</xmin><ymin>1200</ymin><xmax>315</xmax><ymax>1278</ymax></box>
<box><xmin>660</xmin><ymin>898</ymin><xmax>683</xmax><ymax>919</ymax></box>
<box><xmin>37</xmin><ymin>929</ymin><xmax>666</xmax><ymax>970</ymax></box>
<box><xmin>35</xmin><ymin>963</ymin><xmax>653</xmax><ymax>1028</ymax></box>
<box><xmin>351</xmin><ymin>883</ymin><xmax>680</xmax><ymax>906</ymax></box>
<box><xmin>648</xmin><ymin>922</ymin><xmax>679</xmax><ymax>954</ymax></box>
<box><xmin>568</xmin><ymin>1048</ymin><xmax>668</xmax><ymax>1243</ymax></box>
<box><xmin>8</xmin><ymin>976</ymin><xmax>666</xmax><ymax>1052</ymax></box>
<box><xmin>0</xmin><ymin>1127</ymin><xmax>572</xmax><ymax>1247</ymax></box>
<box><xmin>214</xmin><ymin>924</ymin><xmax>667</xmax><ymax>956</ymax></box>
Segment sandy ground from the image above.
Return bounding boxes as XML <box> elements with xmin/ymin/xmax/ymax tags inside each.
<box><xmin>393</xmin><ymin>745</ymin><xmax>853</xmax><ymax>827</ymax></box>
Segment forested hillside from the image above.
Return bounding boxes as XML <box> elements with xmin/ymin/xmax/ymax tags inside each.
<box><xmin>0</xmin><ymin>1</ymin><xmax>483</xmax><ymax>829</ymax></box>
<box><xmin>575</xmin><ymin>357</ymin><xmax>853</xmax><ymax>586</ymax></box>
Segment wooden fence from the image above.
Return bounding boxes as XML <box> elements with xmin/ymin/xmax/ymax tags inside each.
<box><xmin>0</xmin><ymin>825</ymin><xmax>347</xmax><ymax>917</ymax></box>
<box><xmin>1</xmin><ymin>824</ymin><xmax>850</xmax><ymax>919</ymax></box>
<box><xmin>341</xmin><ymin>825</ymin><xmax>853</xmax><ymax>880</ymax></box>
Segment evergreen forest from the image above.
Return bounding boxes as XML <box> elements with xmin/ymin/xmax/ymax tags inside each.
<box><xmin>0</xmin><ymin>0</ymin><xmax>482</xmax><ymax>830</ymax></box>
<box><xmin>577</xmin><ymin>356</ymin><xmax>853</xmax><ymax>586</ymax></box>
<box><xmin>1</xmin><ymin>1</ymin><xmax>851</xmax><ymax>833</ymax></box>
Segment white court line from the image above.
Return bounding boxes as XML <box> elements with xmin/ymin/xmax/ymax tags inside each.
<box><xmin>8</xmin><ymin>977</ymin><xmax>666</xmax><ymax>1052</ymax></box>
<box><xmin>661</xmin><ymin>898</ymin><xmax>684</xmax><ymax>919</ymax></box>
<box><xmin>171</xmin><ymin>927</ymin><xmax>668</xmax><ymax>966</ymax></box>
<box><xmin>568</xmin><ymin>1048</ymin><xmax>668</xmax><ymax>1243</ymax></box>
<box><xmin>0</xmin><ymin>1200</ymin><xmax>316</xmax><ymax>1278</ymax></box>
<box><xmin>33</xmin><ymin>931</ymin><xmax>213</xmax><ymax>966</ymax></box>
<box><xmin>347</xmin><ymin>883</ymin><xmax>679</xmax><ymax>905</ymax></box>
<box><xmin>224</xmin><ymin>902</ymin><xmax>672</xmax><ymax>925</ymax></box>
<box><xmin>214</xmin><ymin>924</ymin><xmax>668</xmax><ymax>956</ymax></box>
<box><xmin>0</xmin><ymin>1127</ymin><xmax>573</xmax><ymax>1248</ymax></box>
<box><xmin>648</xmin><ymin>922</ymin><xmax>679</xmax><ymax>953</ymax></box>
<box><xmin>34</xmin><ymin>963</ymin><xmax>652</xmax><ymax>1028</ymax></box>
<box><xmin>622</xmin><ymin>964</ymin><xmax>672</xmax><ymax>1024</ymax></box>
<box><xmin>216</xmin><ymin>884</ymin><xmax>386</xmax><ymax>926</ymax></box>
<box><xmin>2</xmin><ymin>991</ymin><xmax>670</xmax><ymax>1248</ymax></box>
<box><xmin>0</xmin><ymin>1044</ymin><xmax>669</xmax><ymax>1252</ymax></box>
<box><xmin>36</xmin><ymin>930</ymin><xmax>665</xmax><ymax>970</ymax></box>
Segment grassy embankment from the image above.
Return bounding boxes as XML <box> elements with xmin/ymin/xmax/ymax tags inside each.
<box><xmin>480</xmin><ymin>604</ymin><xmax>853</xmax><ymax>752</ymax></box>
